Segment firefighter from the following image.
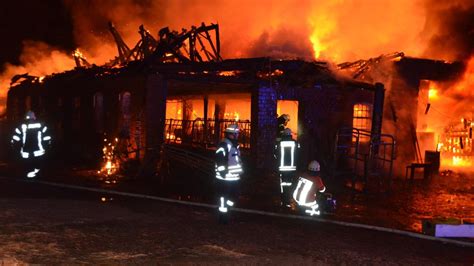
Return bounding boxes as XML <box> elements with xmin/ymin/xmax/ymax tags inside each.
<box><xmin>275</xmin><ymin>128</ymin><xmax>300</xmax><ymax>207</ymax></box>
<box><xmin>293</xmin><ymin>160</ymin><xmax>326</xmax><ymax>216</ymax></box>
<box><xmin>276</xmin><ymin>114</ymin><xmax>290</xmax><ymax>141</ymax></box>
<box><xmin>215</xmin><ymin>124</ymin><xmax>243</xmax><ymax>223</ymax></box>
<box><xmin>11</xmin><ymin>111</ymin><xmax>52</xmax><ymax>178</ymax></box>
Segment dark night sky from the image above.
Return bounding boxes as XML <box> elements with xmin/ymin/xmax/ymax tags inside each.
<box><xmin>0</xmin><ymin>0</ymin><xmax>74</xmax><ymax>70</ymax></box>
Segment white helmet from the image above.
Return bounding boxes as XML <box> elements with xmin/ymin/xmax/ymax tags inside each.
<box><xmin>225</xmin><ymin>124</ymin><xmax>239</xmax><ymax>134</ymax></box>
<box><xmin>25</xmin><ymin>110</ymin><xmax>36</xmax><ymax>120</ymax></box>
<box><xmin>308</xmin><ymin>160</ymin><xmax>320</xmax><ymax>172</ymax></box>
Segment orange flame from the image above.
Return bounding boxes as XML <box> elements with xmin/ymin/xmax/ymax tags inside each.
<box><xmin>98</xmin><ymin>137</ymin><xmax>120</xmax><ymax>176</ymax></box>
<box><xmin>224</xmin><ymin>111</ymin><xmax>240</xmax><ymax>121</ymax></box>
<box><xmin>309</xmin><ymin>15</ymin><xmax>335</xmax><ymax>59</ymax></box>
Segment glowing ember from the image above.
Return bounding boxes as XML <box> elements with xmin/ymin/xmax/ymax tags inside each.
<box><xmin>256</xmin><ymin>69</ymin><xmax>284</xmax><ymax>78</ymax></box>
<box><xmin>218</xmin><ymin>71</ymin><xmax>238</xmax><ymax>76</ymax></box>
<box><xmin>428</xmin><ymin>88</ymin><xmax>438</xmax><ymax>100</ymax></box>
<box><xmin>98</xmin><ymin>137</ymin><xmax>119</xmax><ymax>176</ymax></box>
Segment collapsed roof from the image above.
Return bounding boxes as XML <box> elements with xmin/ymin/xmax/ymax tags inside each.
<box><xmin>9</xmin><ymin>23</ymin><xmax>377</xmax><ymax>91</ymax></box>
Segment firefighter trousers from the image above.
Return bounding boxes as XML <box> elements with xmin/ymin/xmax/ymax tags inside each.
<box><xmin>279</xmin><ymin>172</ymin><xmax>296</xmax><ymax>207</ymax></box>
<box><xmin>215</xmin><ymin>179</ymin><xmax>240</xmax><ymax>215</ymax></box>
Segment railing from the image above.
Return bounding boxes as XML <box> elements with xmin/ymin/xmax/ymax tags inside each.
<box><xmin>164</xmin><ymin>118</ymin><xmax>251</xmax><ymax>149</ymax></box>
<box><xmin>334</xmin><ymin>127</ymin><xmax>396</xmax><ymax>192</ymax></box>
<box><xmin>334</xmin><ymin>127</ymin><xmax>368</xmax><ymax>182</ymax></box>
<box><xmin>370</xmin><ymin>133</ymin><xmax>396</xmax><ymax>190</ymax></box>
<box><xmin>162</xmin><ymin>144</ymin><xmax>214</xmax><ymax>177</ymax></box>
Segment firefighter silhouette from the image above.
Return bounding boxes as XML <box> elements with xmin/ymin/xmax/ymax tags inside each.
<box><xmin>293</xmin><ymin>160</ymin><xmax>326</xmax><ymax>216</ymax></box>
<box><xmin>11</xmin><ymin>111</ymin><xmax>51</xmax><ymax>178</ymax></box>
<box><xmin>215</xmin><ymin>124</ymin><xmax>243</xmax><ymax>224</ymax></box>
<box><xmin>275</xmin><ymin>128</ymin><xmax>300</xmax><ymax>207</ymax></box>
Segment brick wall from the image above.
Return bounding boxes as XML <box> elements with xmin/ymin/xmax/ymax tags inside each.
<box><xmin>251</xmin><ymin>83</ymin><xmax>277</xmax><ymax>171</ymax></box>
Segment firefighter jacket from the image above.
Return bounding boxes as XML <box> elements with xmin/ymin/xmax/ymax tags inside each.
<box><xmin>275</xmin><ymin>137</ymin><xmax>300</xmax><ymax>172</ymax></box>
<box><xmin>215</xmin><ymin>138</ymin><xmax>243</xmax><ymax>181</ymax></box>
<box><xmin>11</xmin><ymin>121</ymin><xmax>51</xmax><ymax>159</ymax></box>
<box><xmin>293</xmin><ymin>172</ymin><xmax>326</xmax><ymax>208</ymax></box>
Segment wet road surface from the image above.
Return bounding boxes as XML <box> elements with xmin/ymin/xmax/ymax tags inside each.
<box><xmin>0</xmin><ymin>176</ymin><xmax>472</xmax><ymax>264</ymax></box>
<box><xmin>31</xmin><ymin>165</ymin><xmax>474</xmax><ymax>235</ymax></box>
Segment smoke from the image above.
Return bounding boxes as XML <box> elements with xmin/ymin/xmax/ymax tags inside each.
<box><xmin>421</xmin><ymin>0</ymin><xmax>474</xmax><ymax>61</ymax></box>
<box><xmin>62</xmin><ymin>0</ymin><xmax>316</xmax><ymax>61</ymax></box>
<box><xmin>0</xmin><ymin>41</ymin><xmax>75</xmax><ymax>115</ymax></box>
<box><xmin>62</xmin><ymin>0</ymin><xmax>429</xmax><ymax>62</ymax></box>
<box><xmin>1</xmin><ymin>0</ymin><xmax>474</xmax><ymax>116</ymax></box>
<box><xmin>62</xmin><ymin>0</ymin><xmax>164</xmax><ymax>64</ymax></box>
<box><xmin>63</xmin><ymin>0</ymin><xmax>473</xmax><ymax>63</ymax></box>
<box><xmin>246</xmin><ymin>29</ymin><xmax>314</xmax><ymax>60</ymax></box>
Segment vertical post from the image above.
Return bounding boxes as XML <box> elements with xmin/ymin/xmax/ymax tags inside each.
<box><xmin>203</xmin><ymin>95</ymin><xmax>208</xmax><ymax>144</ymax></box>
<box><xmin>214</xmin><ymin>100</ymin><xmax>225</xmax><ymax>144</ymax></box>
<box><xmin>183</xmin><ymin>100</ymin><xmax>191</xmax><ymax>142</ymax></box>
<box><xmin>142</xmin><ymin>73</ymin><xmax>167</xmax><ymax>177</ymax></box>
<box><xmin>371</xmin><ymin>82</ymin><xmax>385</xmax><ymax>156</ymax></box>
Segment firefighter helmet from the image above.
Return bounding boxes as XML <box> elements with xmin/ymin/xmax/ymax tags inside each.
<box><xmin>308</xmin><ymin>160</ymin><xmax>320</xmax><ymax>172</ymax></box>
<box><xmin>225</xmin><ymin>124</ymin><xmax>239</xmax><ymax>134</ymax></box>
<box><xmin>281</xmin><ymin>114</ymin><xmax>290</xmax><ymax>122</ymax></box>
<box><xmin>25</xmin><ymin>111</ymin><xmax>36</xmax><ymax>120</ymax></box>
<box><xmin>282</xmin><ymin>128</ymin><xmax>292</xmax><ymax>136</ymax></box>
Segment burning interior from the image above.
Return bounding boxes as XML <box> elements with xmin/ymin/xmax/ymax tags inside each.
<box><xmin>338</xmin><ymin>53</ymin><xmax>472</xmax><ymax>176</ymax></box>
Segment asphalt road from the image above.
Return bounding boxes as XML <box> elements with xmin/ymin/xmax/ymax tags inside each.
<box><xmin>0</xmin><ymin>176</ymin><xmax>472</xmax><ymax>265</ymax></box>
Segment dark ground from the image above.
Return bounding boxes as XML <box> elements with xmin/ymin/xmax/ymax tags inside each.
<box><xmin>0</xmin><ymin>177</ymin><xmax>473</xmax><ymax>265</ymax></box>
<box><xmin>17</xmin><ymin>160</ymin><xmax>474</xmax><ymax>235</ymax></box>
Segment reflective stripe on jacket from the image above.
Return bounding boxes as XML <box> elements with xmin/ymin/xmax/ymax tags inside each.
<box><xmin>293</xmin><ymin>173</ymin><xmax>325</xmax><ymax>207</ymax></box>
<box><xmin>215</xmin><ymin>138</ymin><xmax>242</xmax><ymax>181</ymax></box>
<box><xmin>11</xmin><ymin>122</ymin><xmax>51</xmax><ymax>158</ymax></box>
<box><xmin>275</xmin><ymin>139</ymin><xmax>299</xmax><ymax>172</ymax></box>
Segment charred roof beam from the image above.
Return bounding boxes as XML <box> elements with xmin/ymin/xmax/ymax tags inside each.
<box><xmin>150</xmin><ymin>23</ymin><xmax>222</xmax><ymax>64</ymax></box>
<box><xmin>108</xmin><ymin>22</ymin><xmax>132</xmax><ymax>66</ymax></box>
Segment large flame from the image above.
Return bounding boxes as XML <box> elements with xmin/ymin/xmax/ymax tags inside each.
<box><xmin>309</xmin><ymin>14</ymin><xmax>335</xmax><ymax>59</ymax></box>
<box><xmin>1</xmin><ymin>0</ymin><xmax>473</xmax><ymax>119</ymax></box>
<box><xmin>0</xmin><ymin>41</ymin><xmax>75</xmax><ymax>115</ymax></box>
<box><xmin>421</xmin><ymin>57</ymin><xmax>474</xmax><ymax>171</ymax></box>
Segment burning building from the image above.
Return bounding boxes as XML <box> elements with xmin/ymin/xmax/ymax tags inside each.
<box><xmin>338</xmin><ymin>52</ymin><xmax>472</xmax><ymax>176</ymax></box>
<box><xmin>5</xmin><ymin>23</ymin><xmax>384</xmax><ymax>180</ymax></box>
